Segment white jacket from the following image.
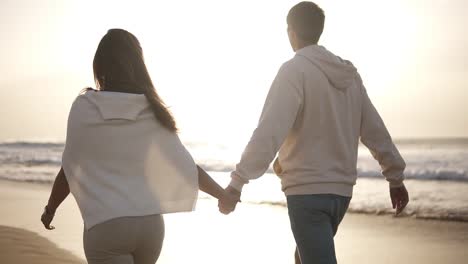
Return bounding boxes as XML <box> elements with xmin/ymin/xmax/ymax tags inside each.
<box><xmin>229</xmin><ymin>45</ymin><xmax>405</xmax><ymax>197</ymax></box>
<box><xmin>62</xmin><ymin>90</ymin><xmax>198</xmax><ymax>230</ymax></box>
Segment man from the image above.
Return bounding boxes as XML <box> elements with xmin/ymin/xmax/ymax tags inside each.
<box><xmin>219</xmin><ymin>2</ymin><xmax>409</xmax><ymax>264</ymax></box>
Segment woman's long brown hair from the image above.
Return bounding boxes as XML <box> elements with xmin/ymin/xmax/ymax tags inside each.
<box><xmin>93</xmin><ymin>28</ymin><xmax>177</xmax><ymax>132</ymax></box>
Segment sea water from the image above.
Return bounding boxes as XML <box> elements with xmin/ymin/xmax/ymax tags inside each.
<box><xmin>1</xmin><ymin>139</ymin><xmax>467</xmax><ymax>221</ymax></box>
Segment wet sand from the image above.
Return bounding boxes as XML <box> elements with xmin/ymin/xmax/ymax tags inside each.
<box><xmin>1</xmin><ymin>179</ymin><xmax>467</xmax><ymax>264</ymax></box>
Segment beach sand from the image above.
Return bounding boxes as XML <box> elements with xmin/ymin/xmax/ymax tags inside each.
<box><xmin>1</xmin><ymin>179</ymin><xmax>467</xmax><ymax>264</ymax></box>
<box><xmin>0</xmin><ymin>225</ymin><xmax>84</xmax><ymax>264</ymax></box>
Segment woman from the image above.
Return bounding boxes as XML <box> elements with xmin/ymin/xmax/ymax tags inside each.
<box><xmin>41</xmin><ymin>28</ymin><xmax>237</xmax><ymax>264</ymax></box>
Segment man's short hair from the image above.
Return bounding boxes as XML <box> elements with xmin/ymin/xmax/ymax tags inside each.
<box><xmin>287</xmin><ymin>2</ymin><xmax>325</xmax><ymax>44</ymax></box>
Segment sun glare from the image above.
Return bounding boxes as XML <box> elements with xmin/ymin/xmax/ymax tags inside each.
<box><xmin>1</xmin><ymin>0</ymin><xmax>467</xmax><ymax>140</ymax></box>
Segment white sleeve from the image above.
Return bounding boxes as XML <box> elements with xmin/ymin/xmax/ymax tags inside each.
<box><xmin>229</xmin><ymin>63</ymin><xmax>303</xmax><ymax>191</ymax></box>
<box><xmin>359</xmin><ymin>79</ymin><xmax>406</xmax><ymax>187</ymax></box>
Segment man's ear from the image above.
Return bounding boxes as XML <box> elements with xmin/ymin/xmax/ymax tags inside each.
<box><xmin>287</xmin><ymin>29</ymin><xmax>298</xmax><ymax>52</ymax></box>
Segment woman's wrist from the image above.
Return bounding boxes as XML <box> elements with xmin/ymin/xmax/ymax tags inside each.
<box><xmin>44</xmin><ymin>204</ymin><xmax>56</xmax><ymax>215</ymax></box>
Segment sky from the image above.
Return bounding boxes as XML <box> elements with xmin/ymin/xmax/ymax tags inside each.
<box><xmin>0</xmin><ymin>0</ymin><xmax>467</xmax><ymax>145</ymax></box>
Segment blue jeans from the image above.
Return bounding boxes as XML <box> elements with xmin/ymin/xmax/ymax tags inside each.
<box><xmin>287</xmin><ymin>194</ymin><xmax>351</xmax><ymax>264</ymax></box>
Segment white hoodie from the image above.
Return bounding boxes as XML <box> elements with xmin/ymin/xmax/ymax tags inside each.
<box><xmin>62</xmin><ymin>91</ymin><xmax>198</xmax><ymax>230</ymax></box>
<box><xmin>229</xmin><ymin>45</ymin><xmax>405</xmax><ymax>197</ymax></box>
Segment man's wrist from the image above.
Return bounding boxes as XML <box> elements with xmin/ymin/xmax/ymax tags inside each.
<box><xmin>389</xmin><ymin>181</ymin><xmax>404</xmax><ymax>188</ymax></box>
<box><xmin>229</xmin><ymin>178</ymin><xmax>245</xmax><ymax>192</ymax></box>
<box><xmin>230</xmin><ymin>171</ymin><xmax>249</xmax><ymax>192</ymax></box>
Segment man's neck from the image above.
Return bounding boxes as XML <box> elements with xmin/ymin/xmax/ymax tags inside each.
<box><xmin>295</xmin><ymin>42</ymin><xmax>317</xmax><ymax>52</ymax></box>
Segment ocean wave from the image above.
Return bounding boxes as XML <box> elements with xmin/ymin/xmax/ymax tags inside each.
<box><xmin>197</xmin><ymin>196</ymin><xmax>468</xmax><ymax>222</ymax></box>
<box><xmin>357</xmin><ymin>168</ymin><xmax>468</xmax><ymax>182</ymax></box>
<box><xmin>0</xmin><ymin>175</ymin><xmax>54</xmax><ymax>184</ymax></box>
<box><xmin>1</xmin><ymin>158</ymin><xmax>467</xmax><ymax>182</ymax></box>
<box><xmin>0</xmin><ymin>169</ymin><xmax>57</xmax><ymax>183</ymax></box>
<box><xmin>23</xmin><ymin>158</ymin><xmax>62</xmax><ymax>166</ymax></box>
<box><xmin>0</xmin><ymin>141</ymin><xmax>64</xmax><ymax>149</ymax></box>
<box><xmin>199</xmin><ymin>164</ymin><xmax>468</xmax><ymax>182</ymax></box>
<box><xmin>244</xmin><ymin>200</ymin><xmax>468</xmax><ymax>222</ymax></box>
<box><xmin>0</xmin><ymin>157</ymin><xmax>62</xmax><ymax>167</ymax></box>
<box><xmin>1</xmin><ymin>140</ymin><xmax>468</xmax><ymax>183</ymax></box>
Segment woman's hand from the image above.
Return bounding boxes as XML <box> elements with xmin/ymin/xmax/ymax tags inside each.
<box><xmin>218</xmin><ymin>186</ymin><xmax>241</xmax><ymax>215</ymax></box>
<box><xmin>41</xmin><ymin>206</ymin><xmax>56</xmax><ymax>230</ymax></box>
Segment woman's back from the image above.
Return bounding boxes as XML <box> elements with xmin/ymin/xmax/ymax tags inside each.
<box><xmin>62</xmin><ymin>90</ymin><xmax>198</xmax><ymax>230</ymax></box>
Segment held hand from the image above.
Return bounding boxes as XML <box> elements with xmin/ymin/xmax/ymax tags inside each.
<box><xmin>41</xmin><ymin>206</ymin><xmax>56</xmax><ymax>230</ymax></box>
<box><xmin>218</xmin><ymin>186</ymin><xmax>241</xmax><ymax>215</ymax></box>
<box><xmin>390</xmin><ymin>184</ymin><xmax>409</xmax><ymax>216</ymax></box>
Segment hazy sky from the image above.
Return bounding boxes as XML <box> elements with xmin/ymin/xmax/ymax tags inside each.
<box><xmin>1</xmin><ymin>0</ymin><xmax>467</xmax><ymax>144</ymax></box>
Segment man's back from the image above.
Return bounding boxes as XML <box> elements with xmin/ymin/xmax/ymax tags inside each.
<box><xmin>229</xmin><ymin>45</ymin><xmax>405</xmax><ymax>197</ymax></box>
<box><xmin>278</xmin><ymin>45</ymin><xmax>364</xmax><ymax>196</ymax></box>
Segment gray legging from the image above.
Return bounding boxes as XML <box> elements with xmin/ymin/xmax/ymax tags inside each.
<box><xmin>83</xmin><ymin>214</ymin><xmax>164</xmax><ymax>264</ymax></box>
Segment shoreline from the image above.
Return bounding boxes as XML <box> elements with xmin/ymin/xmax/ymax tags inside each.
<box><xmin>0</xmin><ymin>175</ymin><xmax>468</xmax><ymax>223</ymax></box>
<box><xmin>1</xmin><ymin>179</ymin><xmax>468</xmax><ymax>264</ymax></box>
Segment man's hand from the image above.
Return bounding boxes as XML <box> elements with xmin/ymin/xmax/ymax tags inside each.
<box><xmin>390</xmin><ymin>184</ymin><xmax>409</xmax><ymax>216</ymax></box>
<box><xmin>218</xmin><ymin>186</ymin><xmax>241</xmax><ymax>215</ymax></box>
<box><xmin>273</xmin><ymin>158</ymin><xmax>283</xmax><ymax>175</ymax></box>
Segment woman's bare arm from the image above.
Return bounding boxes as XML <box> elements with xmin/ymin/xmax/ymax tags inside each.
<box><xmin>41</xmin><ymin>167</ymin><xmax>70</xmax><ymax>229</ymax></box>
<box><xmin>197</xmin><ymin>165</ymin><xmax>225</xmax><ymax>199</ymax></box>
<box><xmin>198</xmin><ymin>165</ymin><xmax>240</xmax><ymax>214</ymax></box>
<box><xmin>46</xmin><ymin>167</ymin><xmax>70</xmax><ymax>212</ymax></box>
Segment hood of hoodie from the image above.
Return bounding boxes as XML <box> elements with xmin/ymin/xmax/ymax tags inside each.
<box><xmin>84</xmin><ymin>91</ymin><xmax>150</xmax><ymax>121</ymax></box>
<box><xmin>295</xmin><ymin>45</ymin><xmax>357</xmax><ymax>91</ymax></box>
